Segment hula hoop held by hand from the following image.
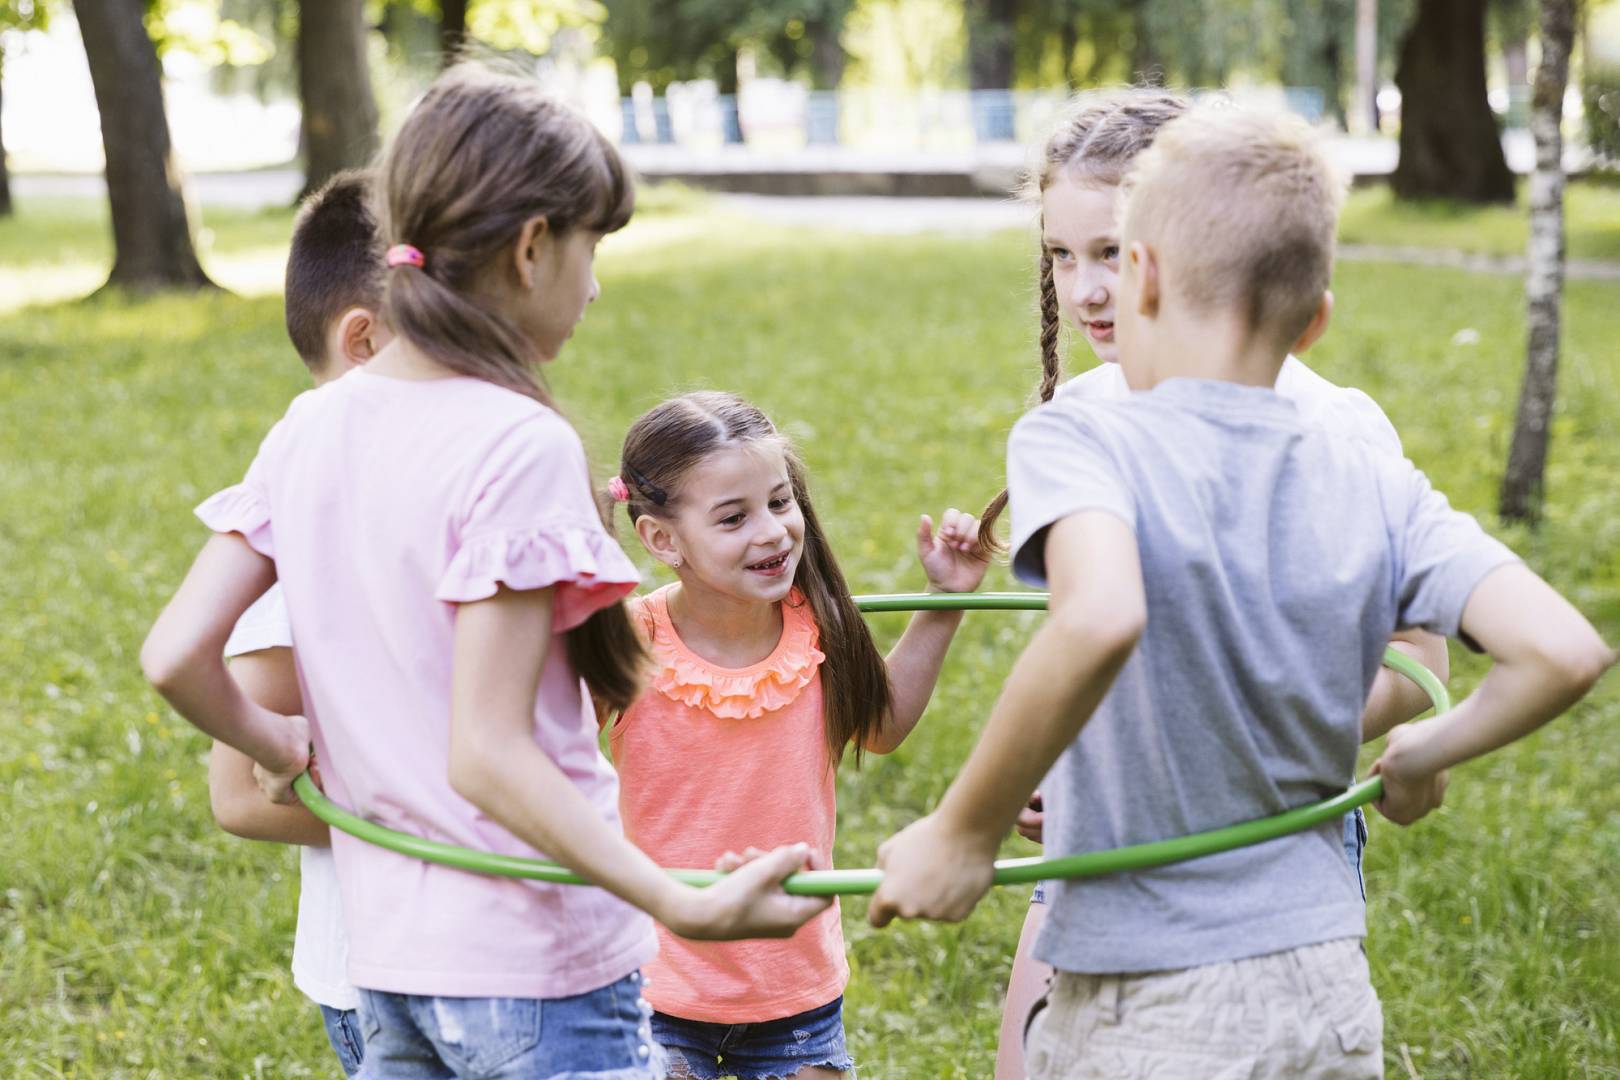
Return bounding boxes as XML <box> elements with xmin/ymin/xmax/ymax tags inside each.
<box><xmin>293</xmin><ymin>592</ymin><xmax>1448</xmax><ymax>897</ymax></box>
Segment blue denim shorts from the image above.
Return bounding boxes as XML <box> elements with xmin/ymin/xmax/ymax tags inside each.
<box><xmin>653</xmin><ymin>995</ymin><xmax>854</xmax><ymax>1080</ymax></box>
<box><xmin>1343</xmin><ymin>807</ymin><xmax>1368</xmax><ymax>902</ymax></box>
<box><xmin>320</xmin><ymin>1004</ymin><xmax>365</xmax><ymax>1077</ymax></box>
<box><xmin>355</xmin><ymin>971</ymin><xmax>666</xmax><ymax>1079</ymax></box>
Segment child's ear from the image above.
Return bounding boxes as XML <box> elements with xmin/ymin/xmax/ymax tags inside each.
<box><xmin>1128</xmin><ymin>241</ymin><xmax>1160</xmax><ymax>317</ymax></box>
<box><xmin>1291</xmin><ymin>290</ymin><xmax>1334</xmax><ymax>355</ymax></box>
<box><xmin>513</xmin><ymin>215</ymin><xmax>551</xmax><ymax>291</ymax></box>
<box><xmin>337</xmin><ymin>308</ymin><xmax>382</xmax><ymax>366</ymax></box>
<box><xmin>633</xmin><ymin>514</ymin><xmax>683</xmax><ymax>569</ymax></box>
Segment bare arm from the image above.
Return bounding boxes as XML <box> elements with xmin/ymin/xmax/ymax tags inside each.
<box><xmin>1362</xmin><ymin>629</ymin><xmax>1450</xmax><ymax>742</ymax></box>
<box><xmin>207</xmin><ymin>646</ymin><xmax>330</xmax><ymax>846</ymax></box>
<box><xmin>448</xmin><ymin>584</ymin><xmax>830</xmax><ymax>941</ymax></box>
<box><xmin>1371</xmin><ymin>563</ymin><xmax>1615</xmax><ymax>824</ymax></box>
<box><xmin>142</xmin><ymin>533</ymin><xmax>309</xmax><ymax>794</ymax></box>
<box><xmin>868</xmin><ymin>512</ymin><xmax>1145</xmax><ymax>926</ymax></box>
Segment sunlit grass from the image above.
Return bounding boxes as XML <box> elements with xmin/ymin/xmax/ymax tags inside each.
<box><xmin>2</xmin><ymin>193</ymin><xmax>1618</xmax><ymax>1077</ymax></box>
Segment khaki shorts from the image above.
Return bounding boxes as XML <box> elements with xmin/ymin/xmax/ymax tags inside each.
<box><xmin>1025</xmin><ymin>938</ymin><xmax>1383</xmax><ymax>1080</ymax></box>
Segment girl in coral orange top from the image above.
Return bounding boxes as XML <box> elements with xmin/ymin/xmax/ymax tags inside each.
<box><xmin>604</xmin><ymin>391</ymin><xmax>989</xmax><ymax>1080</ymax></box>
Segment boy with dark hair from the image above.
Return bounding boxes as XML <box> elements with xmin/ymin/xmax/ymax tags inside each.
<box><xmin>868</xmin><ymin>107</ymin><xmax>1613</xmax><ymax>1078</ymax></box>
<box><xmin>207</xmin><ymin>170</ymin><xmax>388</xmax><ymax>1076</ymax></box>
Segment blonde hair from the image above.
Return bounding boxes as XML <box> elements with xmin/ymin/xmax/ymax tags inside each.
<box><xmin>1121</xmin><ymin>104</ymin><xmax>1346</xmax><ymax>347</ymax></box>
<box><xmin>980</xmin><ymin>88</ymin><xmax>1189</xmax><ymax>550</ymax></box>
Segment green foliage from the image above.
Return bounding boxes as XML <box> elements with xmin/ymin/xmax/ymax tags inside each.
<box><xmin>2</xmin><ymin>193</ymin><xmax>1619</xmax><ymax>1076</ymax></box>
<box><xmin>0</xmin><ymin>0</ymin><xmax>49</xmax><ymax>33</ymax></box>
<box><xmin>1585</xmin><ymin>63</ymin><xmax>1620</xmax><ymax>165</ymax></box>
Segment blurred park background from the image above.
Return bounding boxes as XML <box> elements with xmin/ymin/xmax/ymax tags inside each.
<box><xmin>4</xmin><ymin>1</ymin><xmax>1620</xmax><ymax>1077</ymax></box>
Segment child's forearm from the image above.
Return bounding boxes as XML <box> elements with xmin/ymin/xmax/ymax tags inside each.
<box><xmin>208</xmin><ymin>741</ymin><xmax>331</xmax><ymax>846</ymax></box>
<box><xmin>1385</xmin><ymin>647</ymin><xmax>1608</xmax><ymax>778</ymax></box>
<box><xmin>449</xmin><ymin>731</ymin><xmax>707</xmax><ymax>934</ymax></box>
<box><xmin>1385</xmin><ymin>564</ymin><xmax>1613</xmax><ymax>778</ymax></box>
<box><xmin>869</xmin><ymin>609</ymin><xmax>967</xmax><ymax>753</ymax></box>
<box><xmin>142</xmin><ymin>534</ymin><xmax>304</xmax><ymax>773</ymax></box>
<box><xmin>148</xmin><ymin>651</ymin><xmax>306</xmax><ymax>772</ymax></box>
<box><xmin>1361</xmin><ymin>630</ymin><xmax>1449</xmax><ymax>742</ymax></box>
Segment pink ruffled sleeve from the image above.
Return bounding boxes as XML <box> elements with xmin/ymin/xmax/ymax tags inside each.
<box><xmin>435</xmin><ymin>412</ymin><xmax>638</xmax><ymax>632</ymax></box>
<box><xmin>194</xmin><ymin>421</ymin><xmax>280</xmax><ymax>558</ymax></box>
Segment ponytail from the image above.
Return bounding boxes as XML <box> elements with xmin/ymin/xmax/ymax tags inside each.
<box><xmin>376</xmin><ymin>63</ymin><xmax>643</xmax><ymax>700</ymax></box>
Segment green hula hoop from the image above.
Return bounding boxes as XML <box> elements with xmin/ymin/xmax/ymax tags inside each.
<box><xmin>294</xmin><ymin>592</ymin><xmax>1448</xmax><ymax>897</ymax></box>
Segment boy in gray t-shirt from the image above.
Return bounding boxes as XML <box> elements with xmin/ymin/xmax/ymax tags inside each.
<box><xmin>867</xmin><ymin>107</ymin><xmax>1613</xmax><ymax>1078</ymax></box>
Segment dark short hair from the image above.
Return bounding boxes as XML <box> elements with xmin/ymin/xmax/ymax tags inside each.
<box><xmin>284</xmin><ymin>170</ymin><xmax>384</xmax><ymax>369</ymax></box>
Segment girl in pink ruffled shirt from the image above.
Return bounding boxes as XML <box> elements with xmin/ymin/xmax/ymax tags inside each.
<box><xmin>603</xmin><ymin>392</ymin><xmax>989</xmax><ymax>1080</ymax></box>
<box><xmin>142</xmin><ymin>67</ymin><xmax>826</xmax><ymax>1080</ymax></box>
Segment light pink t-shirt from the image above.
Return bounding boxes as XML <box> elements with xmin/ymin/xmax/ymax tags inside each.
<box><xmin>197</xmin><ymin>368</ymin><xmax>655</xmax><ymax>999</ymax></box>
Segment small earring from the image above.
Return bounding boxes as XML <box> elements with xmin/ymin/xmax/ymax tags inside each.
<box><xmin>670</xmin><ymin>558</ymin><xmax>682</xmax><ymax>570</ymax></box>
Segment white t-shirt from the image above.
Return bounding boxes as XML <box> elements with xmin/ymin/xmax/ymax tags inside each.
<box><xmin>1054</xmin><ymin>357</ymin><xmax>1404</xmax><ymax>457</ymax></box>
<box><xmin>225</xmin><ymin>585</ymin><xmax>359</xmax><ymax>1012</ymax></box>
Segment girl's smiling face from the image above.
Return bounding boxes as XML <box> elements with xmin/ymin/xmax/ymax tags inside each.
<box><xmin>1042</xmin><ymin>174</ymin><xmax>1123</xmax><ymax>365</ymax></box>
<box><xmin>659</xmin><ymin>443</ymin><xmax>806</xmax><ymax>605</ymax></box>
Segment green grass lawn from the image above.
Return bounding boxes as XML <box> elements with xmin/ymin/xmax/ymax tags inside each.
<box><xmin>2</xmin><ymin>194</ymin><xmax>1618</xmax><ymax>1078</ymax></box>
<box><xmin>1339</xmin><ymin>180</ymin><xmax>1620</xmax><ymax>262</ymax></box>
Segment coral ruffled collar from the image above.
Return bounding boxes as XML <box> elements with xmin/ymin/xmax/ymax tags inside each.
<box><xmin>641</xmin><ymin>587</ymin><xmax>825</xmax><ymax>719</ymax></box>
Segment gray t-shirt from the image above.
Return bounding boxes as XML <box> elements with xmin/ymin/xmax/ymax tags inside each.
<box><xmin>1008</xmin><ymin>377</ymin><xmax>1517</xmax><ymax>974</ymax></box>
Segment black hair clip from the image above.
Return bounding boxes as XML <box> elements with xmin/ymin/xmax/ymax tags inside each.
<box><xmin>623</xmin><ymin>463</ymin><xmax>667</xmax><ymax>506</ymax></box>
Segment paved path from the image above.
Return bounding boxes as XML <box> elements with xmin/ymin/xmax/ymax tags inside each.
<box><xmin>15</xmin><ymin>173</ymin><xmax>1618</xmax><ymax>281</ymax></box>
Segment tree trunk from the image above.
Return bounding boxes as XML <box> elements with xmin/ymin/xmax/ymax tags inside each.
<box><xmin>0</xmin><ymin>62</ymin><xmax>11</xmax><ymax>218</ymax></box>
<box><xmin>440</xmin><ymin>0</ymin><xmax>468</xmax><ymax>66</ymax></box>
<box><xmin>1128</xmin><ymin>1</ymin><xmax>1163</xmax><ymax>85</ymax></box>
<box><xmin>966</xmin><ymin>0</ymin><xmax>1015</xmax><ymax>90</ymax></box>
<box><xmin>1354</xmin><ymin>0</ymin><xmax>1378</xmax><ymax>132</ymax></box>
<box><xmin>809</xmin><ymin>17</ymin><xmax>846</xmax><ymax>91</ymax></box>
<box><xmin>297</xmin><ymin>0</ymin><xmax>379</xmax><ymax>199</ymax></box>
<box><xmin>1500</xmin><ymin>0</ymin><xmax>1576</xmax><ymax>524</ymax></box>
<box><xmin>1389</xmin><ymin>0</ymin><xmax>1515</xmax><ymax>202</ymax></box>
<box><xmin>1321</xmin><ymin>31</ymin><xmax>1347</xmax><ymax>129</ymax></box>
<box><xmin>72</xmin><ymin>0</ymin><xmax>214</xmax><ymax>293</ymax></box>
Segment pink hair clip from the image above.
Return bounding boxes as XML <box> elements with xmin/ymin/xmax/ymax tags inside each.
<box><xmin>385</xmin><ymin>244</ymin><xmax>426</xmax><ymax>269</ymax></box>
<box><xmin>607</xmin><ymin>476</ymin><xmax>630</xmax><ymax>502</ymax></box>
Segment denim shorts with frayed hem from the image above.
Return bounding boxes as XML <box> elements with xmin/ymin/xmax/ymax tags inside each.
<box><xmin>319</xmin><ymin>1004</ymin><xmax>365</xmax><ymax>1077</ymax></box>
<box><xmin>355</xmin><ymin>971</ymin><xmax>666</xmax><ymax>1079</ymax></box>
<box><xmin>654</xmin><ymin>995</ymin><xmax>855</xmax><ymax>1080</ymax></box>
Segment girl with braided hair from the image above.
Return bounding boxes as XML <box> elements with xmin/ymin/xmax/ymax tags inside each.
<box><xmin>987</xmin><ymin>89</ymin><xmax>1449</xmax><ymax>1079</ymax></box>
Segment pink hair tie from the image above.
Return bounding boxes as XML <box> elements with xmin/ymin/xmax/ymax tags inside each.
<box><xmin>385</xmin><ymin>244</ymin><xmax>426</xmax><ymax>269</ymax></box>
<box><xmin>607</xmin><ymin>476</ymin><xmax>631</xmax><ymax>503</ymax></box>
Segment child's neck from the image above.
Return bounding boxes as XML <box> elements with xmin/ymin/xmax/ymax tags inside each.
<box><xmin>666</xmin><ymin>580</ymin><xmax>784</xmax><ymax>669</ymax></box>
<box><xmin>1137</xmin><ymin>307</ymin><xmax>1287</xmax><ymax>390</ymax></box>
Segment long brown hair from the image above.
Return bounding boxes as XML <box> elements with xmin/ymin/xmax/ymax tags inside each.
<box><xmin>375</xmin><ymin>63</ymin><xmax>645</xmax><ymax>709</ymax></box>
<box><xmin>618</xmin><ymin>392</ymin><xmax>892</xmax><ymax>768</ymax></box>
<box><xmin>978</xmin><ymin>89</ymin><xmax>1189</xmax><ymax>551</ymax></box>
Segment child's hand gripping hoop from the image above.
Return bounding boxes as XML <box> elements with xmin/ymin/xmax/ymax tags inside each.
<box><xmin>293</xmin><ymin>592</ymin><xmax>1449</xmax><ymax>897</ymax></box>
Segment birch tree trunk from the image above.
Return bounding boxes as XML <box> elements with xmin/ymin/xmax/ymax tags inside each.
<box><xmin>1354</xmin><ymin>0</ymin><xmax>1378</xmax><ymax>133</ymax></box>
<box><xmin>1500</xmin><ymin>0</ymin><xmax>1576</xmax><ymax>524</ymax></box>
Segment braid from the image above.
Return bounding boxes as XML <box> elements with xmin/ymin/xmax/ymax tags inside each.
<box><xmin>1037</xmin><ymin>250</ymin><xmax>1062</xmax><ymax>403</ymax></box>
<box><xmin>979</xmin><ymin>88</ymin><xmax>1191</xmax><ymax>557</ymax></box>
